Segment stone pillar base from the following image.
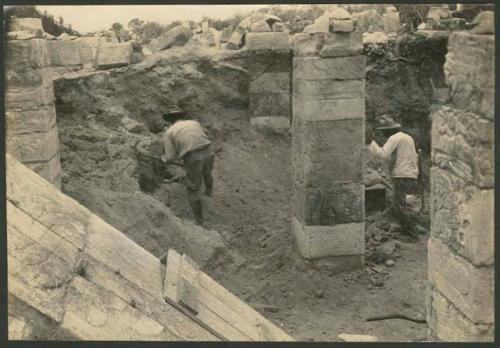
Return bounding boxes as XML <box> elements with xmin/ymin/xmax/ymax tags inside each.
<box><xmin>292</xmin><ymin>217</ymin><xmax>364</xmax><ymax>263</ymax></box>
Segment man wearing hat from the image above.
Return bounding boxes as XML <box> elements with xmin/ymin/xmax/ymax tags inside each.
<box><xmin>366</xmin><ymin>115</ymin><xmax>421</xmax><ymax>237</ymax></box>
<box><xmin>160</xmin><ymin>108</ymin><xmax>215</xmax><ymax>225</ymax></box>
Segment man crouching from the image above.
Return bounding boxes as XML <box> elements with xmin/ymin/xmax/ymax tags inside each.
<box><xmin>160</xmin><ymin>109</ymin><xmax>214</xmax><ymax>225</ymax></box>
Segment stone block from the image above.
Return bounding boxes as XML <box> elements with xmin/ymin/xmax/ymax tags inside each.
<box><xmin>445</xmin><ymin>32</ymin><xmax>494</xmax><ymax>120</ymax></box>
<box><xmin>303</xmin><ymin>15</ymin><xmax>330</xmax><ymax>33</ymax></box>
<box><xmin>431</xmin><ymin>107</ymin><xmax>493</xmax><ymax>188</ymax></box>
<box><xmin>6</xmin><ymin>105</ymin><xmax>56</xmax><ymax>135</ymax></box>
<box><xmin>292</xmin><ymin>33</ymin><xmax>324</xmax><ymax>57</ymax></box>
<box><xmin>249</xmin><ymin>72</ymin><xmax>290</xmax><ymax>94</ymax></box>
<box><xmin>8</xmin><ymin>18</ymin><xmax>44</xmax><ymax>34</ymax></box>
<box><xmin>156</xmin><ymin>25</ymin><xmax>193</xmax><ymax>51</ymax></box>
<box><xmin>247</xmin><ymin>50</ymin><xmax>291</xmax><ymax>75</ymax></box>
<box><xmin>77</xmin><ymin>37</ymin><xmax>100</xmax><ymax>68</ymax></box>
<box><xmin>292</xmin><ymin>217</ymin><xmax>364</xmax><ymax>259</ymax></box>
<box><xmin>96</xmin><ymin>42</ymin><xmax>132</xmax><ymax>69</ymax></box>
<box><xmin>250</xmin><ymin>116</ymin><xmax>289</xmax><ymax>131</ymax></box>
<box><xmin>226</xmin><ymin>26</ymin><xmax>246</xmax><ymax>50</ymax></box>
<box><xmin>330</xmin><ymin>20</ymin><xmax>354</xmax><ymax>33</ymax></box>
<box><xmin>429</xmin><ymin>287</ymin><xmax>494</xmax><ymax>342</ymax></box>
<box><xmin>46</xmin><ymin>40</ymin><xmax>82</xmax><ymax>66</ymax></box>
<box><xmin>293</xmin><ymin>95</ymin><xmax>365</xmax><ymax>121</ymax></box>
<box><xmin>8</xmin><ymin>315</ymin><xmax>32</xmax><ymax>340</ymax></box>
<box><xmin>382</xmin><ymin>12</ymin><xmax>400</xmax><ymax>33</ymax></box>
<box><xmin>428</xmin><ymin>237</ymin><xmax>494</xmax><ymax>324</ymax></box>
<box><xmin>292</xmin><ymin>118</ymin><xmax>364</xmax><ymax>185</ymax></box>
<box><xmin>292</xmin><ymin>181</ymin><xmax>364</xmax><ymax>225</ymax></box>
<box><xmin>7</xmin><ymin>31</ymin><xmax>42</xmax><ymax>40</ymax></box>
<box><xmin>431</xmin><ymin>166</ymin><xmax>493</xmax><ymax>266</ymax></box>
<box><xmin>25</xmin><ymin>153</ymin><xmax>62</xmax><ymax>185</ymax></box>
<box><xmin>7</xmin><ymin>126</ymin><xmax>59</xmax><ymax>163</ymax></box>
<box><xmin>294</xmin><ymin>79</ymin><xmax>365</xmax><ymax>100</ymax></box>
<box><xmin>249</xmin><ymin>93</ymin><xmax>290</xmax><ymax>117</ymax></box>
<box><xmin>245</xmin><ymin>32</ymin><xmax>289</xmax><ymax>50</ymax></box>
<box><xmin>5</xmin><ymin>75</ymin><xmax>54</xmax><ymax>110</ymax></box>
<box><xmin>250</xmin><ymin>20</ymin><xmax>271</xmax><ymax>32</ymax></box>
<box><xmin>294</xmin><ymin>56</ymin><xmax>365</xmax><ymax>80</ymax></box>
<box><xmin>5</xmin><ymin>39</ymin><xmax>49</xmax><ymax>70</ymax></box>
<box><xmin>319</xmin><ymin>32</ymin><xmax>363</xmax><ymax>57</ymax></box>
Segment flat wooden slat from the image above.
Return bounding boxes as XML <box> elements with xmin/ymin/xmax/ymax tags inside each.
<box><xmin>163</xmin><ymin>249</ymin><xmax>294</xmax><ymax>342</ymax></box>
<box><xmin>197</xmin><ymin>272</ymin><xmax>293</xmax><ymax>341</ymax></box>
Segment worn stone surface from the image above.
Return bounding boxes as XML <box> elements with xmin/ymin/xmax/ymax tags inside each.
<box><xmin>293</xmin><ymin>96</ymin><xmax>364</xmax><ymax>121</ymax></box>
<box><xmin>6</xmin><ymin>154</ymin><xmax>219</xmax><ymax>341</ymax></box>
<box><xmin>6</xmin><ymin>125</ymin><xmax>59</xmax><ymax>163</ymax></box>
<box><xmin>292</xmin><ymin>217</ymin><xmax>364</xmax><ymax>259</ymax></box>
<box><xmin>46</xmin><ymin>40</ymin><xmax>82</xmax><ymax>67</ymax></box>
<box><xmin>352</xmin><ymin>10</ymin><xmax>383</xmax><ymax>32</ymax></box>
<box><xmin>77</xmin><ymin>37</ymin><xmax>100</xmax><ymax>68</ymax></box>
<box><xmin>5</xmin><ymin>39</ymin><xmax>49</xmax><ymax>70</ymax></box>
<box><xmin>470</xmin><ymin>11</ymin><xmax>494</xmax><ymax>35</ymax></box>
<box><xmin>382</xmin><ymin>12</ymin><xmax>400</xmax><ymax>33</ymax></box>
<box><xmin>294</xmin><ymin>56</ymin><xmax>365</xmax><ymax>80</ymax></box>
<box><xmin>8</xmin><ymin>18</ymin><xmax>44</xmax><ymax>34</ymax></box>
<box><xmin>250</xmin><ymin>20</ymin><xmax>271</xmax><ymax>32</ymax></box>
<box><xmin>292</xmin><ymin>33</ymin><xmax>324</xmax><ymax>57</ymax></box>
<box><xmin>445</xmin><ymin>32</ymin><xmax>494</xmax><ymax>119</ymax></box>
<box><xmin>245</xmin><ymin>32</ymin><xmax>289</xmax><ymax>50</ymax></box>
<box><xmin>5</xmin><ymin>73</ymin><xmax>54</xmax><ymax>110</ymax></box>
<box><xmin>249</xmin><ymin>93</ymin><xmax>290</xmax><ymax>118</ymax></box>
<box><xmin>428</xmin><ymin>286</ymin><xmax>494</xmax><ymax>342</ymax></box>
<box><xmin>292</xmin><ymin>181</ymin><xmax>364</xmax><ymax>226</ymax></box>
<box><xmin>25</xmin><ymin>153</ymin><xmax>62</xmax><ymax>185</ymax></box>
<box><xmin>249</xmin><ymin>72</ymin><xmax>289</xmax><ymax>94</ymax></box>
<box><xmin>294</xmin><ymin>79</ymin><xmax>365</xmax><ymax>100</ymax></box>
<box><xmin>319</xmin><ymin>32</ymin><xmax>362</xmax><ymax>57</ymax></box>
<box><xmin>428</xmin><ymin>237</ymin><xmax>494</xmax><ymax>324</ymax></box>
<box><xmin>156</xmin><ymin>25</ymin><xmax>193</xmax><ymax>51</ymax></box>
<box><xmin>330</xmin><ymin>20</ymin><xmax>354</xmax><ymax>33</ymax></box>
<box><xmin>6</xmin><ymin>105</ymin><xmax>57</xmax><ymax>135</ymax></box>
<box><xmin>339</xmin><ymin>334</ymin><xmax>378</xmax><ymax>342</ymax></box>
<box><xmin>250</xmin><ymin>117</ymin><xmax>289</xmax><ymax>131</ymax></box>
<box><xmin>431</xmin><ymin>106</ymin><xmax>493</xmax><ymax>188</ymax></box>
<box><xmin>96</xmin><ymin>42</ymin><xmax>132</xmax><ymax>69</ymax></box>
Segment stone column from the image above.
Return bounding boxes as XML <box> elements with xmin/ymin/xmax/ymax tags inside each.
<box><xmin>247</xmin><ymin>32</ymin><xmax>291</xmax><ymax>132</ymax></box>
<box><xmin>291</xmin><ymin>13</ymin><xmax>365</xmax><ymax>269</ymax></box>
<box><xmin>5</xmin><ymin>18</ymin><xmax>62</xmax><ymax>189</ymax></box>
<box><xmin>427</xmin><ymin>15</ymin><xmax>494</xmax><ymax>341</ymax></box>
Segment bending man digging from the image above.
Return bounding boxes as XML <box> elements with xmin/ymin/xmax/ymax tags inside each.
<box><xmin>160</xmin><ymin>109</ymin><xmax>215</xmax><ymax>225</ymax></box>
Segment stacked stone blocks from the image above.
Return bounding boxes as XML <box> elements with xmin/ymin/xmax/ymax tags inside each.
<box><xmin>427</xmin><ymin>29</ymin><xmax>494</xmax><ymax>342</ymax></box>
<box><xmin>247</xmin><ymin>32</ymin><xmax>291</xmax><ymax>131</ymax></box>
<box><xmin>5</xmin><ymin>18</ymin><xmax>62</xmax><ymax>189</ymax></box>
<box><xmin>291</xmin><ymin>14</ymin><xmax>365</xmax><ymax>264</ymax></box>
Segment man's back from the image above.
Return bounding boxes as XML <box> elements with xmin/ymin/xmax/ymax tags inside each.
<box><xmin>389</xmin><ymin>131</ymin><xmax>418</xmax><ymax>179</ymax></box>
<box><xmin>165</xmin><ymin>120</ymin><xmax>211</xmax><ymax>159</ymax></box>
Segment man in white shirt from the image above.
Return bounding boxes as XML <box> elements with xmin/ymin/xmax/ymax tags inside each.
<box><xmin>366</xmin><ymin>115</ymin><xmax>421</xmax><ymax>237</ymax></box>
<box><xmin>160</xmin><ymin>109</ymin><xmax>214</xmax><ymax>225</ymax></box>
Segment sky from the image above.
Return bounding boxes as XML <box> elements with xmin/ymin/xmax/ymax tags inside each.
<box><xmin>36</xmin><ymin>5</ymin><xmax>267</xmax><ymax>33</ymax></box>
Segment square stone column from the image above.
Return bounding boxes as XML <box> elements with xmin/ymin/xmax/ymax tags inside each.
<box><xmin>246</xmin><ymin>32</ymin><xmax>291</xmax><ymax>132</ymax></box>
<box><xmin>427</xmin><ymin>28</ymin><xmax>494</xmax><ymax>342</ymax></box>
<box><xmin>5</xmin><ymin>18</ymin><xmax>62</xmax><ymax>189</ymax></box>
<box><xmin>291</xmin><ymin>31</ymin><xmax>365</xmax><ymax>268</ymax></box>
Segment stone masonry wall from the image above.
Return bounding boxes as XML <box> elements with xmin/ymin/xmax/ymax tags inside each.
<box><xmin>427</xmin><ymin>28</ymin><xmax>494</xmax><ymax>341</ymax></box>
<box><xmin>291</xmin><ymin>19</ymin><xmax>365</xmax><ymax>266</ymax></box>
<box><xmin>247</xmin><ymin>32</ymin><xmax>291</xmax><ymax>132</ymax></box>
<box><xmin>5</xmin><ymin>18</ymin><xmax>62</xmax><ymax>189</ymax></box>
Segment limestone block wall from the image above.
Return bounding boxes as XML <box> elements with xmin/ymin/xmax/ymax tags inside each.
<box><xmin>427</xmin><ymin>30</ymin><xmax>494</xmax><ymax>342</ymax></box>
<box><xmin>291</xmin><ymin>31</ymin><xmax>365</xmax><ymax>263</ymax></box>
<box><xmin>5</xmin><ymin>18</ymin><xmax>62</xmax><ymax>189</ymax></box>
<box><xmin>247</xmin><ymin>32</ymin><xmax>291</xmax><ymax>132</ymax></box>
<box><xmin>6</xmin><ymin>154</ymin><xmax>218</xmax><ymax>341</ymax></box>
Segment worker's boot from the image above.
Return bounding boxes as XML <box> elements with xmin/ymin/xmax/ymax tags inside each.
<box><xmin>190</xmin><ymin>199</ymin><xmax>204</xmax><ymax>225</ymax></box>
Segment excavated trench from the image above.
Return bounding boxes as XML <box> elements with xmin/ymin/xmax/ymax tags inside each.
<box><xmin>53</xmin><ymin>35</ymin><xmax>446</xmax><ymax>342</ymax></box>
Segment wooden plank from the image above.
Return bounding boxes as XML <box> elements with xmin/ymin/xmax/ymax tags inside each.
<box><xmin>178</xmin><ymin>275</ymin><xmax>199</xmax><ymax>315</ymax></box>
<box><xmin>163</xmin><ymin>249</ymin><xmax>294</xmax><ymax>341</ymax></box>
<box><xmin>197</xmin><ymin>272</ymin><xmax>293</xmax><ymax>341</ymax></box>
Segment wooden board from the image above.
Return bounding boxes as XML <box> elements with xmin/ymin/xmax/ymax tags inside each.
<box><xmin>163</xmin><ymin>249</ymin><xmax>294</xmax><ymax>341</ymax></box>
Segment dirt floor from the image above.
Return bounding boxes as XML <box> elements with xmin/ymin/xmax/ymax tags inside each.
<box><xmin>54</xmin><ymin>41</ymin><xmax>436</xmax><ymax>342</ymax></box>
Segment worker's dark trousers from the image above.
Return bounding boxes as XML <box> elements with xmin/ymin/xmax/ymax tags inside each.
<box><xmin>392</xmin><ymin>178</ymin><xmax>418</xmax><ymax>236</ymax></box>
<box><xmin>183</xmin><ymin>144</ymin><xmax>215</xmax><ymax>223</ymax></box>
